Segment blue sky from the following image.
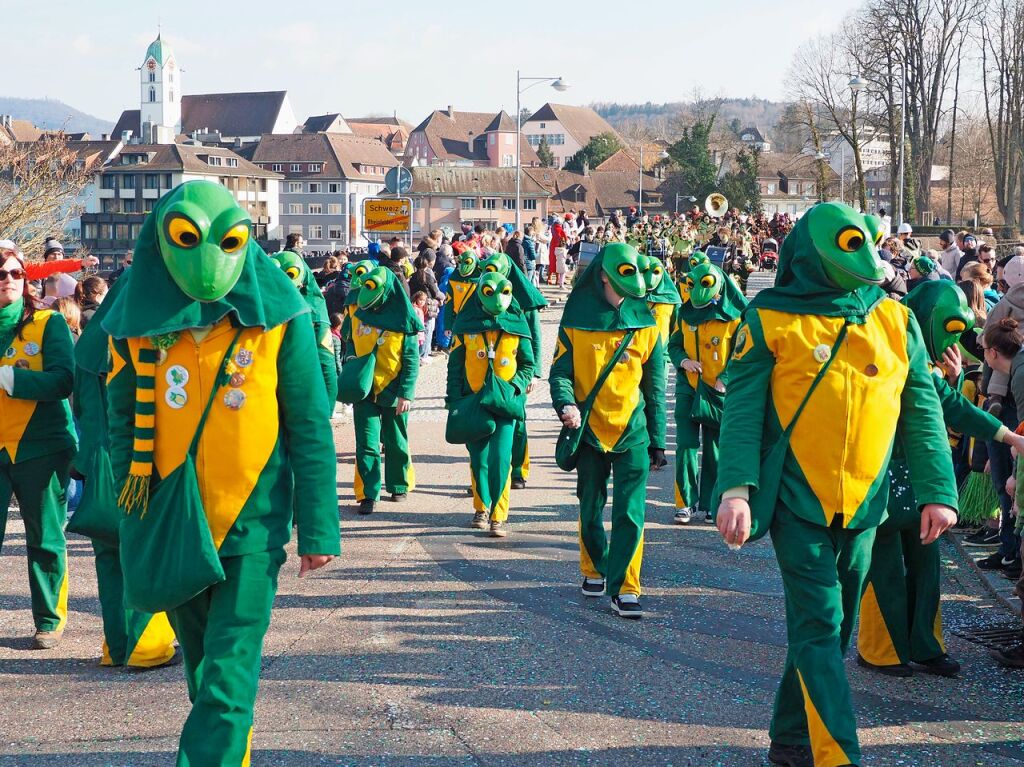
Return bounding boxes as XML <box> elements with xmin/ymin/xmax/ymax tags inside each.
<box><xmin>4</xmin><ymin>0</ymin><xmax>864</xmax><ymax>123</ymax></box>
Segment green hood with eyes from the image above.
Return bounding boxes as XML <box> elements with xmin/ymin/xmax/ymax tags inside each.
<box><xmin>453</xmin><ymin>274</ymin><xmax>532</xmax><ymax>338</ymax></box>
<box><xmin>344</xmin><ymin>259</ymin><xmax>378</xmax><ymax>307</ymax></box>
<box><xmin>560</xmin><ymin>246</ymin><xmax>655</xmax><ymax>332</ymax></box>
<box><xmin>103</xmin><ymin>180</ymin><xmax>307</xmax><ymax>339</ymax></box>
<box><xmin>641</xmin><ymin>255</ymin><xmax>681</xmax><ymax>306</ymax></box>
<box><xmin>677</xmin><ymin>263</ymin><xmax>747</xmax><ymax>324</ymax></box>
<box><xmin>749</xmin><ymin>202</ymin><xmax>886</xmax><ymax>320</ymax></box>
<box><xmin>902</xmin><ymin>280</ymin><xmax>974</xmax><ymax>361</ymax></box>
<box><xmin>353</xmin><ymin>266</ymin><xmax>423</xmax><ymax>335</ymax></box>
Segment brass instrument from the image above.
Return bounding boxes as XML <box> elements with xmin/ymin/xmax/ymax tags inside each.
<box><xmin>705</xmin><ymin>193</ymin><xmax>728</xmax><ymax>218</ymax></box>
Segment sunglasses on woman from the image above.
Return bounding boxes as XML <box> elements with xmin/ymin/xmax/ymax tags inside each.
<box><xmin>0</xmin><ymin>268</ymin><xmax>26</xmax><ymax>280</ymax></box>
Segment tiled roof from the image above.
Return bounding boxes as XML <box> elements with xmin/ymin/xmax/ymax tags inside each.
<box><xmin>524</xmin><ymin>104</ymin><xmax>621</xmax><ymax>146</ymax></box>
<box><xmin>595</xmin><ymin>149</ymin><xmax>640</xmax><ymax>172</ymax></box>
<box><xmin>410</xmin><ymin>109</ymin><xmax>538</xmax><ymax>164</ymax></box>
<box><xmin>527</xmin><ymin>168</ymin><xmax>664</xmax><ymax>215</ymax></box>
<box><xmin>409</xmin><ymin>167</ymin><xmax>547</xmax><ymax>196</ymax></box>
<box><xmin>112</xmin><ymin>91</ymin><xmax>289</xmax><ymax>140</ymax></box>
<box><xmin>250</xmin><ymin>132</ymin><xmax>396</xmax><ymax>180</ymax></box>
<box><xmin>301</xmin><ymin>114</ymin><xmax>351</xmax><ymax>134</ymax></box>
<box><xmin>346</xmin><ymin>119</ymin><xmax>411</xmax><ymax>153</ymax></box>
<box><xmin>1</xmin><ymin>118</ymin><xmax>43</xmax><ymax>143</ymax></box>
<box><xmin>66</xmin><ymin>140</ymin><xmax>122</xmax><ymax>170</ymax></box>
<box><xmin>102</xmin><ymin>143</ymin><xmax>280</xmax><ymax>177</ymax></box>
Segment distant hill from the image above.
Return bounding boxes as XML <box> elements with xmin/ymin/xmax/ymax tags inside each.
<box><xmin>0</xmin><ymin>97</ymin><xmax>114</xmax><ymax>137</ymax></box>
<box><xmin>593</xmin><ymin>98</ymin><xmax>787</xmax><ymax>139</ymax></box>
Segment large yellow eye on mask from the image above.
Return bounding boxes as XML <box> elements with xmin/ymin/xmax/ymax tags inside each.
<box><xmin>220</xmin><ymin>224</ymin><xmax>249</xmax><ymax>254</ymax></box>
<box><xmin>700</xmin><ymin>275</ymin><xmax>715</xmax><ymax>288</ymax></box>
<box><xmin>944</xmin><ymin>318</ymin><xmax>966</xmax><ymax>333</ymax></box>
<box><xmin>617</xmin><ymin>264</ymin><xmax>637</xmax><ymax>277</ymax></box>
<box><xmin>482</xmin><ymin>285</ymin><xmax>495</xmax><ymax>297</ymax></box>
<box><xmin>167</xmin><ymin>216</ymin><xmax>201</xmax><ymax>249</ymax></box>
<box><xmin>285</xmin><ymin>266</ymin><xmax>301</xmax><ymax>281</ymax></box>
<box><xmin>836</xmin><ymin>226</ymin><xmax>866</xmax><ymax>253</ymax></box>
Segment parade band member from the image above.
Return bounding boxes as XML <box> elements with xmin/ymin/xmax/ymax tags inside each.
<box><xmin>340</xmin><ymin>266</ymin><xmax>421</xmax><ymax>515</ymax></box>
<box><xmin>716</xmin><ymin>202</ymin><xmax>957</xmax><ymax>767</ymax></box>
<box><xmin>477</xmin><ymin>251</ymin><xmax>547</xmax><ymax>489</ymax></box>
<box><xmin>72</xmin><ymin>277</ymin><xmax>178</xmax><ymax>669</ymax></box>
<box><xmin>858</xmin><ymin>281</ymin><xmax>1024</xmax><ymax>678</ymax></box>
<box><xmin>0</xmin><ymin>249</ymin><xmax>75</xmax><ymax>649</ymax></box>
<box><xmin>446</xmin><ymin>272</ymin><xmax>535</xmax><ymax>536</ymax></box>
<box><xmin>105</xmin><ymin>181</ymin><xmax>339</xmax><ymax>766</ymax></box>
<box><xmin>668</xmin><ymin>262</ymin><xmax>746</xmax><ymax>523</ymax></box>
<box><xmin>550</xmin><ymin>242</ymin><xmax>666</xmax><ymax>619</ymax></box>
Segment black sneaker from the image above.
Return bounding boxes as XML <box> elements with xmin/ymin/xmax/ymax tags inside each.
<box><xmin>704</xmin><ymin>509</ymin><xmax>713</xmax><ymax>523</ymax></box>
<box><xmin>611</xmin><ymin>594</ymin><xmax>643</xmax><ymax>619</ymax></box>
<box><xmin>857</xmin><ymin>653</ymin><xmax>913</xmax><ymax>677</ymax></box>
<box><xmin>1003</xmin><ymin>560</ymin><xmax>1023</xmax><ymax>580</ymax></box>
<box><xmin>511</xmin><ymin>478</ymin><xmax>526</xmax><ymax>490</ymax></box>
<box><xmin>581</xmin><ymin>578</ymin><xmax>605</xmax><ymax>597</ymax></box>
<box><xmin>470</xmin><ymin>512</ymin><xmax>488</xmax><ymax>529</ymax></box>
<box><xmin>964</xmin><ymin>528</ymin><xmax>1001</xmax><ymax>546</ymax></box>
<box><xmin>357</xmin><ymin>499</ymin><xmax>375</xmax><ymax>515</ymax></box>
<box><xmin>912</xmin><ymin>654</ymin><xmax>961</xmax><ymax>677</ymax></box>
<box><xmin>464</xmin><ymin>487</ymin><xmax>474</xmax><ymax>496</ymax></box>
<box><xmin>767</xmin><ymin>741</ymin><xmax>813</xmax><ymax>767</ymax></box>
<box><xmin>390</xmin><ymin>492</ymin><xmax>407</xmax><ymax>503</ymax></box>
<box><xmin>977</xmin><ymin>552</ymin><xmax>1020</xmax><ymax>571</ymax></box>
<box><xmin>991</xmin><ymin>642</ymin><xmax>1024</xmax><ymax>669</ymax></box>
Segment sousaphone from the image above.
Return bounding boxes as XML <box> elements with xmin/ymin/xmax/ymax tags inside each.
<box><xmin>705</xmin><ymin>193</ymin><xmax>728</xmax><ymax>218</ymax></box>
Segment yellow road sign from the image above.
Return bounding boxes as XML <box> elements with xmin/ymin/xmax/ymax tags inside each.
<box><xmin>362</xmin><ymin>198</ymin><xmax>412</xmax><ymax>233</ymax></box>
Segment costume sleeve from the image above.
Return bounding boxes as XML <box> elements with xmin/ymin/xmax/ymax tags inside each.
<box><xmin>641</xmin><ymin>329</ymin><xmax>667</xmax><ymax>449</ymax></box>
<box><xmin>106</xmin><ymin>337</ymin><xmax>136</xmax><ymax>489</ymax></box>
<box><xmin>898</xmin><ymin>313</ymin><xmax>959</xmax><ymax>510</ymax></box>
<box><xmin>934</xmin><ymin>374</ymin><xmax>1002</xmax><ymax>440</ymax></box>
<box><xmin>10</xmin><ymin>313</ymin><xmax>74</xmax><ymax>402</ymax></box>
<box><xmin>277</xmin><ymin>318</ymin><xmax>340</xmax><ymax>556</ymax></box>
<box><xmin>340</xmin><ymin>310</ymin><xmax>352</xmax><ymax>349</ymax></box>
<box><xmin>24</xmin><ymin>260</ymin><xmax>84</xmax><ymax>281</ymax></box>
<box><xmin>443</xmin><ymin>284</ymin><xmax>456</xmax><ymax>332</ymax></box>
<box><xmin>717</xmin><ymin>310</ymin><xmax>774</xmax><ymax>492</ymax></box>
<box><xmin>397</xmin><ymin>332</ymin><xmax>420</xmax><ymax>401</ymax></box>
<box><xmin>667</xmin><ymin>307</ymin><xmax>688</xmax><ymax>369</ymax></box>
<box><xmin>512</xmin><ymin>332</ymin><xmax>536</xmax><ymax>394</ymax></box>
<box><xmin>717</xmin><ymin>317</ymin><xmax>743</xmax><ymax>387</ymax></box>
<box><xmin>315</xmin><ymin>322</ymin><xmax>338</xmax><ymax>406</ymax></box>
<box><xmin>526</xmin><ymin>309</ymin><xmax>543</xmax><ymax>377</ymax></box>
<box><xmin>445</xmin><ymin>341</ymin><xmax>466</xmax><ymax>406</ymax></box>
<box><xmin>548</xmin><ymin>326</ymin><xmax>576</xmax><ymax>413</ymax></box>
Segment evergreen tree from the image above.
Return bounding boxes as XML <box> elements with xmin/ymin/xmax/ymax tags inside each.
<box><xmin>536</xmin><ymin>136</ymin><xmax>555</xmax><ymax>168</ymax></box>
<box><xmin>564</xmin><ymin>132</ymin><xmax>623</xmax><ymax>173</ymax></box>
<box><xmin>720</xmin><ymin>148</ymin><xmax>762</xmax><ymax>214</ymax></box>
<box><xmin>664</xmin><ymin>117</ymin><xmax>718</xmax><ymax>203</ymax></box>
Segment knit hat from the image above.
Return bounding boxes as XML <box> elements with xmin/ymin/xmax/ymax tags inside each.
<box><xmin>912</xmin><ymin>255</ymin><xmax>937</xmax><ymax>277</ymax></box>
<box><xmin>1002</xmin><ymin>256</ymin><xmax>1024</xmax><ymax>287</ymax></box>
<box><xmin>939</xmin><ymin>229</ymin><xmax>955</xmax><ymax>245</ymax></box>
<box><xmin>43</xmin><ymin>238</ymin><xmax>64</xmax><ymax>256</ymax></box>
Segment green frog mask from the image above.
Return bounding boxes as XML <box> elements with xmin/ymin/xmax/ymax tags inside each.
<box><xmin>457</xmin><ymin>250</ymin><xmax>479</xmax><ymax>278</ymax></box>
<box><xmin>270</xmin><ymin>250</ymin><xmax>305</xmax><ymax>289</ymax></box>
<box><xmin>806</xmin><ymin>202</ymin><xmax>885</xmax><ymax>291</ymax></box>
<box><xmin>477</xmin><ymin>272</ymin><xmax>513</xmax><ymax>316</ymax></box>
<box><xmin>357</xmin><ymin>266</ymin><xmax>391</xmax><ymax>310</ymax></box>
<box><xmin>684</xmin><ymin>263</ymin><xmax>723</xmax><ymax>309</ymax></box>
<box><xmin>600</xmin><ymin>242</ymin><xmax>646</xmax><ymax>299</ymax></box>
<box><xmin>639</xmin><ymin>254</ymin><xmax>666</xmax><ymax>294</ymax></box>
<box><xmin>903</xmin><ymin>280</ymin><xmax>974</xmax><ymax>361</ymax></box>
<box><xmin>479</xmin><ymin>252</ymin><xmax>512</xmax><ymax>278</ymax></box>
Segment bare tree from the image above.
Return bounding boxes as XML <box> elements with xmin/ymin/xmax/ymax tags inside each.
<box><xmin>0</xmin><ymin>135</ymin><xmax>92</xmax><ymax>257</ymax></box>
<box><xmin>948</xmin><ymin>118</ymin><xmax>1000</xmax><ymax>225</ymax></box>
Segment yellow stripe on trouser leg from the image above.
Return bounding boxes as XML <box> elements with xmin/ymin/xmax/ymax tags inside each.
<box><xmin>620</xmin><ymin>533</ymin><xmax>644</xmax><ymax>596</ymax></box>
<box><xmin>797</xmin><ymin>670</ymin><xmax>852</xmax><ymax>767</ymax></box>
<box><xmin>857</xmin><ymin>582</ymin><xmax>902</xmax><ymax>667</ymax></box>
<box><xmin>578</xmin><ymin>518</ymin><xmax>602</xmax><ymax>580</ymax></box>
<box><xmin>469</xmin><ymin>469</ymin><xmax>484</xmax><ymax>513</ymax></box>
<box><xmin>381</xmin><ymin>408</ymin><xmax>413</xmax><ymax>495</ymax></box>
<box><xmin>512</xmin><ymin>418</ymin><xmax>530</xmax><ymax>481</ymax></box>
<box><xmin>127</xmin><ymin>612</ymin><xmax>177</xmax><ymax>668</ymax></box>
<box><xmin>576</xmin><ymin>445</ymin><xmax>611</xmax><ymax>581</ymax></box>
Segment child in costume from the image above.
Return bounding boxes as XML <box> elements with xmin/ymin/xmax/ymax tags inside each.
<box><xmin>0</xmin><ymin>249</ymin><xmax>75</xmax><ymax>649</ymax></box>
<box><xmin>70</xmin><ymin>277</ymin><xmax>178</xmax><ymax>669</ymax></box>
<box><xmin>549</xmin><ymin>242</ymin><xmax>666</xmax><ymax>619</ymax></box>
<box><xmin>339</xmin><ymin>266</ymin><xmax>421</xmax><ymax>515</ymax></box>
<box><xmin>443</xmin><ymin>244</ymin><xmax>481</xmax><ymax>340</ymax></box>
<box><xmin>446</xmin><ymin>272</ymin><xmax>535</xmax><ymax>536</ymax></box>
<box><xmin>104</xmin><ymin>180</ymin><xmax>340</xmax><ymax>766</ymax></box>
<box><xmin>716</xmin><ymin>202</ymin><xmax>958</xmax><ymax>767</ymax></box>
<box><xmin>477</xmin><ymin>251</ymin><xmax>547</xmax><ymax>489</ymax></box>
<box><xmin>857</xmin><ymin>280</ymin><xmax>1024</xmax><ymax>680</ymax></box>
<box><xmin>640</xmin><ymin>254</ymin><xmax>680</xmax><ymax>348</ymax></box>
<box><xmin>668</xmin><ymin>262</ymin><xmax>746</xmax><ymax>524</ymax></box>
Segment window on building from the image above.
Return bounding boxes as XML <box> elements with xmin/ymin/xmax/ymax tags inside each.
<box><xmin>308</xmin><ymin>203</ymin><xmax>323</xmax><ymax>215</ymax></box>
<box><xmin>169</xmin><ymin>90</ymin><xmax>174</xmax><ymax>102</ymax></box>
<box><xmin>101</xmin><ymin>175</ymin><xmax>116</xmax><ymax>189</ymax></box>
<box><xmin>328</xmin><ymin>226</ymin><xmax>343</xmax><ymax>239</ymax></box>
<box><xmin>144</xmin><ymin>199</ymin><xmax>155</xmax><ymax>213</ymax></box>
<box><xmin>549</xmin><ymin>134</ymin><xmax>565</xmax><ymax>145</ymax></box>
<box><xmin>123</xmin><ymin>199</ymin><xmax>138</xmax><ymax>213</ymax></box>
<box><xmin>208</xmin><ymin>156</ymin><xmax>223</xmax><ymax>167</ymax></box>
<box><xmin>102</xmin><ymin>198</ymin><xmax>118</xmax><ymax>213</ymax></box>
<box><xmin>522</xmin><ymin>198</ymin><xmax>537</xmax><ymax>211</ymax></box>
<box><xmin>163</xmin><ymin>173</ymin><xmax>172</xmax><ymax>187</ymax></box>
<box><xmin>272</xmin><ymin>163</ymin><xmax>283</xmax><ymax>172</ymax></box>
<box><xmin>502</xmin><ymin>199</ymin><xmax>516</xmax><ymax>210</ymax></box>
<box><xmin>115</xmin><ymin>224</ymin><xmax>129</xmax><ymax>240</ymax></box>
<box><xmin>539</xmin><ymin>122</ymin><xmax>546</xmax><ymax>129</ymax></box>
<box><xmin>122</xmin><ymin>175</ymin><xmax>136</xmax><ymax>189</ymax></box>
<box><xmin>288</xmin><ymin>182</ymin><xmax>303</xmax><ymax>194</ymax></box>
<box><xmin>440</xmin><ymin>198</ymin><xmax>456</xmax><ymax>210</ymax></box>
<box><xmin>308</xmin><ymin>182</ymin><xmax>322</xmax><ymax>193</ymax></box>
<box><xmin>412</xmin><ymin>198</ymin><xmax>422</xmax><ymax>210</ymax></box>
<box><xmin>288</xmin><ymin>204</ymin><xmax>302</xmax><ymax>215</ymax></box>
<box><xmin>98</xmin><ymin>223</ymin><xmax>112</xmax><ymax>239</ymax></box>
<box><xmin>148</xmin><ymin>71</ymin><xmax>156</xmax><ymax>83</ymax></box>
<box><xmin>327</xmin><ymin>203</ymin><xmax>343</xmax><ymax>215</ymax></box>
<box><xmin>308</xmin><ymin>225</ymin><xmax>323</xmax><ymax>239</ymax></box>
<box><xmin>148</xmin><ymin>87</ymin><xmax>156</xmax><ymax>102</ymax></box>
<box><xmin>460</xmin><ymin>198</ymin><xmax>476</xmax><ymax>209</ymax></box>
<box><xmin>288</xmin><ymin>225</ymin><xmax>303</xmax><ymax>236</ymax></box>
<box><xmin>489</xmin><ymin>134</ymin><xmax>495</xmax><ymax>145</ymax></box>
<box><xmin>502</xmin><ymin>154</ymin><xmax>514</xmax><ymax>167</ymax></box>
<box><xmin>226</xmin><ymin>158</ymin><xmax>238</xmax><ymax>167</ymax></box>
<box><xmin>328</xmin><ymin>182</ymin><xmax>341</xmax><ymax>193</ymax></box>
<box><xmin>767</xmin><ymin>183</ymin><xmax>776</xmax><ymax>194</ymax></box>
<box><xmin>290</xmin><ymin>163</ymin><xmax>302</xmax><ymax>172</ymax></box>
<box><xmin>481</xmin><ymin>198</ymin><xmax>497</xmax><ymax>210</ymax></box>
<box><xmin>309</xmin><ymin>163</ymin><xmax>322</xmax><ymax>173</ymax></box>
<box><xmin>83</xmin><ymin>223</ymin><xmax>96</xmax><ymax>240</ymax></box>
<box><xmin>144</xmin><ymin>174</ymin><xmax>159</xmax><ymax>189</ymax></box>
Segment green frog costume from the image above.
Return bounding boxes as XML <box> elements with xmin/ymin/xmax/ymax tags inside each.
<box><xmin>668</xmin><ymin>262</ymin><xmax>746</xmax><ymax>518</ymax></box>
<box><xmin>640</xmin><ymin>254</ymin><xmax>680</xmax><ymax>347</ymax></box>
<box><xmin>0</xmin><ymin>282</ymin><xmax>76</xmax><ymax>646</ymax></box>
<box><xmin>269</xmin><ymin>250</ymin><xmax>338</xmax><ymax>409</ymax></box>
<box><xmin>717</xmin><ymin>202</ymin><xmax>957</xmax><ymax>767</ymax></box>
<box><xmin>478</xmin><ymin>251</ymin><xmax>547</xmax><ymax>487</ymax></box>
<box><xmin>72</xmin><ymin>277</ymin><xmax>177</xmax><ymax>668</ymax></box>
<box><xmin>341</xmin><ymin>266</ymin><xmax>421</xmax><ymax>508</ymax></box>
<box><xmin>443</xmin><ymin>246</ymin><xmax>481</xmax><ymax>336</ymax></box>
<box><xmin>858</xmin><ymin>281</ymin><xmax>1002</xmax><ymax>677</ymax></box>
<box><xmin>549</xmin><ymin>243</ymin><xmax>666</xmax><ymax>616</ymax></box>
<box><xmin>446</xmin><ymin>272</ymin><xmax>535</xmax><ymax>533</ymax></box>
<box><xmin>104</xmin><ymin>180</ymin><xmax>340</xmax><ymax>767</ymax></box>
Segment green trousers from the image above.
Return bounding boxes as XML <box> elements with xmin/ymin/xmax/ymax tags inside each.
<box><xmin>511</xmin><ymin>418</ymin><xmax>530</xmax><ymax>482</ymax></box>
<box><xmin>0</xmin><ymin>448</ymin><xmax>72</xmax><ymax>632</ymax></box>
<box><xmin>93</xmin><ymin>539</ymin><xmax>177</xmax><ymax>668</ymax></box>
<box><xmin>353</xmin><ymin>399</ymin><xmax>414</xmax><ymax>501</ymax></box>
<box><xmin>770</xmin><ymin>505</ymin><xmax>875</xmax><ymax>767</ymax></box>
<box><xmin>469</xmin><ymin>418</ymin><xmax>514</xmax><ymax>522</ymax></box>
<box><xmin>673</xmin><ymin>385</ymin><xmax>719</xmax><ymax>512</ymax></box>
<box><xmin>858</xmin><ymin>461</ymin><xmax>945</xmax><ymax>666</ymax></box>
<box><xmin>576</xmin><ymin>442</ymin><xmax>648</xmax><ymax>597</ymax></box>
<box><xmin>168</xmin><ymin>549</ymin><xmax>286</xmax><ymax>767</ymax></box>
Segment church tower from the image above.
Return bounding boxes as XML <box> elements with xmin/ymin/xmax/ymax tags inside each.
<box><xmin>139</xmin><ymin>33</ymin><xmax>181</xmax><ymax>144</ymax></box>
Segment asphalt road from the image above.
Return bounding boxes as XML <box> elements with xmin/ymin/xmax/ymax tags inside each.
<box><xmin>0</xmin><ymin>294</ymin><xmax>1022</xmax><ymax>766</ymax></box>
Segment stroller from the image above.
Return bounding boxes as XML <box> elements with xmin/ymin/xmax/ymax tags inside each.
<box><xmin>759</xmin><ymin>238</ymin><xmax>779</xmax><ymax>271</ymax></box>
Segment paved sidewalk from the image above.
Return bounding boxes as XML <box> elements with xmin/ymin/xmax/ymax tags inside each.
<box><xmin>1</xmin><ymin>305</ymin><xmax>1022</xmax><ymax>766</ymax></box>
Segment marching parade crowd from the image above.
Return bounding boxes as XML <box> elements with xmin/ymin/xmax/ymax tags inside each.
<box><xmin>2</xmin><ymin>180</ymin><xmax>1024</xmax><ymax>767</ymax></box>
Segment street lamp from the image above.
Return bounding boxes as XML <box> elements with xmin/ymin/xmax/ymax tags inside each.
<box><xmin>515</xmin><ymin>72</ymin><xmax>569</xmax><ymax>230</ymax></box>
<box><xmin>674</xmin><ymin>194</ymin><xmax>697</xmax><ymax>214</ymax></box>
<box><xmin>848</xmin><ymin>75</ymin><xmax>866</xmax><ymax>211</ymax></box>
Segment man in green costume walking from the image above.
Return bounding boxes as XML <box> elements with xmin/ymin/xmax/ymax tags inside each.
<box><xmin>105</xmin><ymin>180</ymin><xmax>339</xmax><ymax>767</ymax></box>
<box><xmin>716</xmin><ymin>202</ymin><xmax>958</xmax><ymax>767</ymax></box>
<box><xmin>549</xmin><ymin>242</ymin><xmax>666</xmax><ymax>619</ymax></box>
<box><xmin>340</xmin><ymin>266</ymin><xmax>421</xmax><ymax>515</ymax></box>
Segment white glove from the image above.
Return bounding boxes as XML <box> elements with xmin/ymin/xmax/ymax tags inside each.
<box><xmin>0</xmin><ymin>365</ymin><xmax>14</xmax><ymax>395</ymax></box>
